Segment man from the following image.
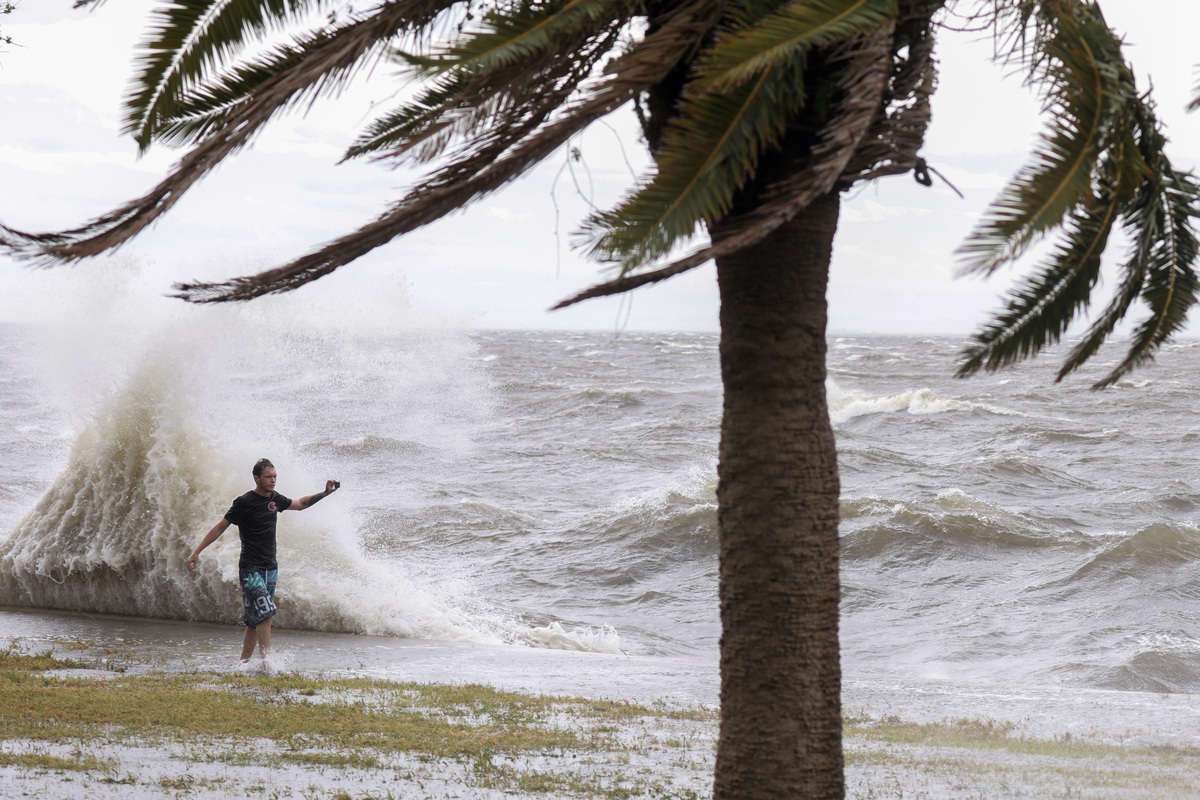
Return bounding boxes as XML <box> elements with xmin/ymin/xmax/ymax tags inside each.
<box><xmin>186</xmin><ymin>458</ymin><xmax>340</xmax><ymax>665</ymax></box>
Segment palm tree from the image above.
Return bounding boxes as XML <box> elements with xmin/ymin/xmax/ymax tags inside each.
<box><xmin>3</xmin><ymin>1</ymin><xmax>1198</xmax><ymax>797</ymax></box>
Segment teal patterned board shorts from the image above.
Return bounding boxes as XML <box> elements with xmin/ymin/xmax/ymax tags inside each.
<box><xmin>240</xmin><ymin>567</ymin><xmax>278</xmax><ymax>628</ymax></box>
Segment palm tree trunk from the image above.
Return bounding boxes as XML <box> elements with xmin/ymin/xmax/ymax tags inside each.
<box><xmin>712</xmin><ymin>190</ymin><xmax>843</xmax><ymax>800</ymax></box>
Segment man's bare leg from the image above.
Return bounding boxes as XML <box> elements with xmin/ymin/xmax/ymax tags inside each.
<box><xmin>241</xmin><ymin>617</ymin><xmax>273</xmax><ymax>662</ymax></box>
<box><xmin>256</xmin><ymin>616</ymin><xmax>272</xmax><ymax>659</ymax></box>
<box><xmin>241</xmin><ymin>625</ymin><xmax>257</xmax><ymax>662</ymax></box>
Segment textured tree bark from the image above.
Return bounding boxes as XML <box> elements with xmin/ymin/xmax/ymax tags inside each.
<box><xmin>712</xmin><ymin>190</ymin><xmax>843</xmax><ymax>800</ymax></box>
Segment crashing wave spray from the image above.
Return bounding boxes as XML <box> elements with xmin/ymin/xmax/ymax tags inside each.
<box><xmin>0</xmin><ymin>290</ymin><xmax>621</xmax><ymax>652</ymax></box>
<box><xmin>0</xmin><ymin>352</ymin><xmax>498</xmax><ymax>640</ymax></box>
<box><xmin>0</xmin><ymin>345</ymin><xmax>525</xmax><ymax>641</ymax></box>
<box><xmin>0</xmin><ymin>354</ymin><xmax>234</xmax><ymax>619</ymax></box>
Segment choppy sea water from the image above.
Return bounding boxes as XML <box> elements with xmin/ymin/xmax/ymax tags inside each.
<box><xmin>4</xmin><ymin>311</ymin><xmax>1200</xmax><ymax>729</ymax></box>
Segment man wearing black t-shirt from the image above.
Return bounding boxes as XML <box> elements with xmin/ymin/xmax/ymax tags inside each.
<box><xmin>186</xmin><ymin>458</ymin><xmax>340</xmax><ymax>664</ymax></box>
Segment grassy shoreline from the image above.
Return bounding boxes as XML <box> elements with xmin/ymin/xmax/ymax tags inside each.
<box><xmin>5</xmin><ymin>642</ymin><xmax>1200</xmax><ymax>799</ymax></box>
<box><xmin>0</xmin><ymin>642</ymin><xmax>718</xmax><ymax>799</ymax></box>
<box><xmin>844</xmin><ymin>711</ymin><xmax>1200</xmax><ymax>799</ymax></box>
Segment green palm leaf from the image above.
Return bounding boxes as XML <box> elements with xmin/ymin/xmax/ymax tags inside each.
<box><xmin>957</xmin><ymin>3</ymin><xmax>1126</xmax><ymax>276</ymax></box>
<box><xmin>0</xmin><ymin>2</ymin><xmax>429</xmax><ymax>263</ymax></box>
<box><xmin>1055</xmin><ymin>105</ymin><xmax>1175</xmax><ymax>381</ymax></box>
<box><xmin>557</xmin><ymin>17</ymin><xmax>895</xmax><ymax>307</ymax></box>
<box><xmin>345</xmin><ymin>0</ymin><xmax>631</xmax><ymax>164</ymax></box>
<box><xmin>581</xmin><ymin>55</ymin><xmax>807</xmax><ymax>269</ymax></box>
<box><xmin>353</xmin><ymin>25</ymin><xmax>624</xmax><ymax>166</ymax></box>
<box><xmin>960</xmin><ymin>73</ymin><xmax>1200</xmax><ymax>388</ymax></box>
<box><xmin>145</xmin><ymin>39</ymin><xmax>313</xmax><ymax>147</ymax></box>
<box><xmin>1092</xmin><ymin>165</ymin><xmax>1200</xmax><ymax>387</ymax></box>
<box><xmin>125</xmin><ymin>0</ymin><xmax>333</xmax><ymax>150</ymax></box>
<box><xmin>958</xmin><ymin>120</ymin><xmax>1150</xmax><ymax>377</ymax></box>
<box><xmin>343</xmin><ymin>72</ymin><xmax>477</xmax><ymax>161</ymax></box>
<box><xmin>957</xmin><ymin>192</ymin><xmax>1119</xmax><ymax>376</ymax></box>
<box><xmin>419</xmin><ymin>0</ymin><xmax>633</xmax><ymax>75</ymax></box>
<box><xmin>695</xmin><ymin>0</ymin><xmax>894</xmax><ymax>91</ymax></box>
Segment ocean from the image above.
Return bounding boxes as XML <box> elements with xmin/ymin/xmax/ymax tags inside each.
<box><xmin>4</xmin><ymin>307</ymin><xmax>1200</xmax><ymax>732</ymax></box>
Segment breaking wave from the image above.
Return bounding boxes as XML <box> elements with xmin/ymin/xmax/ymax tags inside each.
<box><xmin>827</xmin><ymin>380</ymin><xmax>1020</xmax><ymax>425</ymax></box>
<box><xmin>0</xmin><ymin>329</ymin><xmax>621</xmax><ymax>655</ymax></box>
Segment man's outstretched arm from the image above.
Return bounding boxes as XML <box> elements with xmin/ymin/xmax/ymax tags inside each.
<box><xmin>291</xmin><ymin>480</ymin><xmax>341</xmax><ymax>511</ymax></box>
<box><xmin>187</xmin><ymin>518</ymin><xmax>231</xmax><ymax>571</ymax></box>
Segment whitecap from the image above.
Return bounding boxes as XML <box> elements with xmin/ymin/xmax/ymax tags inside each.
<box><xmin>827</xmin><ymin>380</ymin><xmax>1024</xmax><ymax>424</ymax></box>
<box><xmin>516</xmin><ymin>622</ymin><xmax>623</xmax><ymax>653</ymax></box>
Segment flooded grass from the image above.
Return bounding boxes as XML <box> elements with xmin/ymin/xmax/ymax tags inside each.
<box><xmin>0</xmin><ymin>640</ymin><xmax>717</xmax><ymax>799</ymax></box>
<box><xmin>0</xmin><ymin>750</ymin><xmax>112</xmax><ymax>772</ymax></box>
<box><xmin>6</xmin><ymin>640</ymin><xmax>1200</xmax><ymax>798</ymax></box>
<box><xmin>844</xmin><ymin>709</ymin><xmax>1200</xmax><ymax>799</ymax></box>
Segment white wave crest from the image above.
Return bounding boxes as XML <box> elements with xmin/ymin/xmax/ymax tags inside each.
<box><xmin>827</xmin><ymin>381</ymin><xmax>1018</xmax><ymax>424</ymax></box>
<box><xmin>514</xmin><ymin>622</ymin><xmax>623</xmax><ymax>653</ymax></box>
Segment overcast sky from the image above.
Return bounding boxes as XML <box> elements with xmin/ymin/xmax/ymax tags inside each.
<box><xmin>2</xmin><ymin>1</ymin><xmax>1199</xmax><ymax>334</ymax></box>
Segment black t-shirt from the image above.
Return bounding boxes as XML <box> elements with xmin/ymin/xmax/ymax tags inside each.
<box><xmin>223</xmin><ymin>490</ymin><xmax>293</xmax><ymax>570</ymax></box>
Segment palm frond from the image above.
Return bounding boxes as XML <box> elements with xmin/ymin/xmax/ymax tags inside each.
<box><xmin>957</xmin><ymin>3</ymin><xmax>1126</xmax><ymax>276</ymax></box>
<box><xmin>695</xmin><ymin>0</ymin><xmax>895</xmax><ymax>91</ymax></box>
<box><xmin>125</xmin><ymin>0</ymin><xmax>331</xmax><ymax>150</ymax></box>
<box><xmin>555</xmin><ymin>18</ymin><xmax>894</xmax><ymax>308</ymax></box>
<box><xmin>347</xmin><ymin>19</ymin><xmax>626</xmax><ymax>165</ymax></box>
<box><xmin>169</xmin><ymin>0</ymin><xmax>725</xmax><ymax>302</ymax></box>
<box><xmin>1087</xmin><ymin>164</ymin><xmax>1200</xmax><ymax>387</ymax></box>
<box><xmin>420</xmin><ymin>0</ymin><xmax>634</xmax><ymax>75</ymax></box>
<box><xmin>143</xmin><ymin>38</ymin><xmax>313</xmax><ymax>148</ymax></box>
<box><xmin>127</xmin><ymin>0</ymin><xmax>464</xmax><ymax>151</ymax></box>
<box><xmin>956</xmin><ymin>193</ymin><xmax>1119</xmax><ymax>376</ymax></box>
<box><xmin>958</xmin><ymin>33</ymin><xmax>1200</xmax><ymax>390</ymax></box>
<box><xmin>342</xmin><ymin>71</ymin><xmax>475</xmax><ymax>160</ymax></box>
<box><xmin>580</xmin><ymin>55</ymin><xmax>808</xmax><ymax>269</ymax></box>
<box><xmin>959</xmin><ymin>112</ymin><xmax>1150</xmax><ymax>377</ymax></box>
<box><xmin>1055</xmin><ymin>108</ymin><xmax>1177</xmax><ymax>380</ymax></box>
<box><xmin>0</xmin><ymin>3</ymin><xmax>422</xmax><ymax>263</ymax></box>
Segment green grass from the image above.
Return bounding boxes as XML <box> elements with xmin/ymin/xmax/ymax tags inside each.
<box><xmin>0</xmin><ymin>642</ymin><xmax>84</xmax><ymax>672</ymax></box>
<box><xmin>0</xmin><ymin>639</ymin><xmax>717</xmax><ymax>799</ymax></box>
<box><xmin>0</xmin><ymin>669</ymin><xmax>592</xmax><ymax>755</ymax></box>
<box><xmin>0</xmin><ymin>750</ymin><xmax>111</xmax><ymax>772</ymax></box>
<box><xmin>843</xmin><ymin>710</ymin><xmax>1200</xmax><ymax>799</ymax></box>
<box><xmin>844</xmin><ymin>711</ymin><xmax>1200</xmax><ymax>762</ymax></box>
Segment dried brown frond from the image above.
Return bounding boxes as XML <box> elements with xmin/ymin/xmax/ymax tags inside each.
<box><xmin>369</xmin><ymin>24</ymin><xmax>629</xmax><ymax>167</ymax></box>
<box><xmin>841</xmin><ymin>3</ymin><xmax>939</xmax><ymax>183</ymax></box>
<box><xmin>173</xmin><ymin>0</ymin><xmax>726</xmax><ymax>302</ymax></box>
<box><xmin>1</xmin><ymin>1</ymin><xmax>442</xmax><ymax>263</ymax></box>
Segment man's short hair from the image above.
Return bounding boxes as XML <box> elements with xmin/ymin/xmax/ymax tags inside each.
<box><xmin>253</xmin><ymin>458</ymin><xmax>275</xmax><ymax>477</ymax></box>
